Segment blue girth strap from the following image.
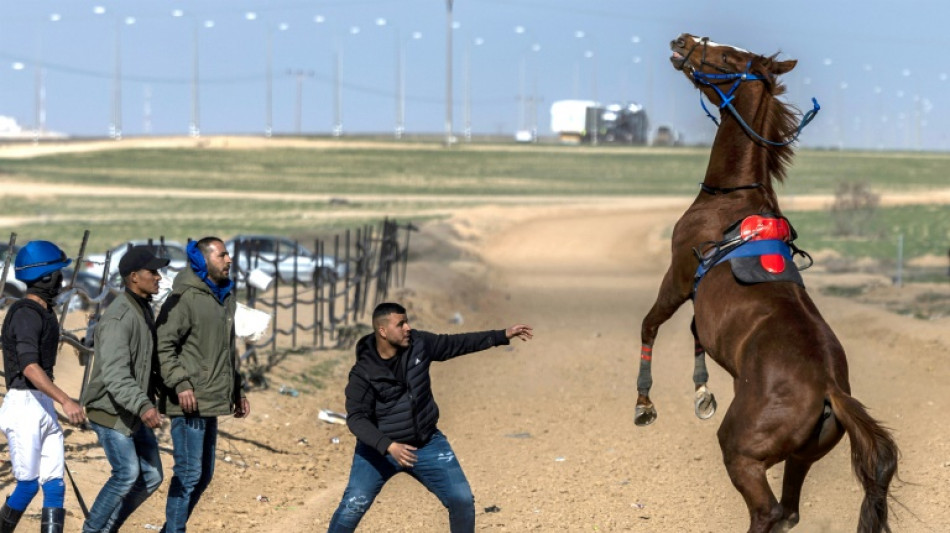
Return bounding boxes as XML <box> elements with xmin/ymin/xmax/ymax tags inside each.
<box><xmin>693</xmin><ymin>239</ymin><xmax>792</xmax><ymax>295</ymax></box>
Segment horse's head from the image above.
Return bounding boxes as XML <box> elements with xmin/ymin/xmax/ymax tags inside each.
<box><xmin>670</xmin><ymin>34</ymin><xmax>814</xmax><ymax>188</ymax></box>
<box><xmin>670</xmin><ymin>33</ymin><xmax>796</xmax><ymax>94</ymax></box>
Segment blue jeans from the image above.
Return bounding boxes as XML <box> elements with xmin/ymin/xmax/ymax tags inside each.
<box><xmin>162</xmin><ymin>417</ymin><xmax>217</xmax><ymax>533</ymax></box>
<box><xmin>83</xmin><ymin>421</ymin><xmax>163</xmax><ymax>533</ymax></box>
<box><xmin>328</xmin><ymin>430</ymin><xmax>475</xmax><ymax>533</ymax></box>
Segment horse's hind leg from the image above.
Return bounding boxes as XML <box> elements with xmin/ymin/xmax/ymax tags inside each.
<box><xmin>772</xmin><ymin>457</ymin><xmax>813</xmax><ymax>532</ymax></box>
<box><xmin>775</xmin><ymin>403</ymin><xmax>844</xmax><ymax>531</ymax></box>
<box><xmin>720</xmin><ymin>450</ymin><xmax>782</xmax><ymax>533</ymax></box>
<box><xmin>719</xmin><ymin>405</ymin><xmax>783</xmax><ymax>532</ymax></box>
<box><xmin>691</xmin><ymin>318</ymin><xmax>717</xmax><ymax>420</ymax></box>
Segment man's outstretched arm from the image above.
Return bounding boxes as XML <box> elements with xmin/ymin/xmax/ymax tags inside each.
<box><xmin>426</xmin><ymin>323</ymin><xmax>534</xmax><ymax>361</ymax></box>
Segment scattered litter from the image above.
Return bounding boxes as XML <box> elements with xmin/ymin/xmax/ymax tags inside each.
<box><xmin>330</xmin><ymin>437</ymin><xmax>341</xmax><ymax>445</ymax></box>
<box><xmin>223</xmin><ymin>456</ymin><xmax>232</xmax><ymax>463</ymax></box>
<box><xmin>256</xmin><ymin>494</ymin><xmax>270</xmax><ymax>503</ymax></box>
<box><xmin>484</xmin><ymin>505</ymin><xmax>501</xmax><ymax>513</ymax></box>
<box><xmin>632</xmin><ymin>502</ymin><xmax>645</xmax><ymax>509</ymax></box>
<box><xmin>450</xmin><ymin>312</ymin><xmax>464</xmax><ymax>325</ymax></box>
<box><xmin>246</xmin><ymin>269</ymin><xmax>274</xmax><ymax>292</ymax></box>
<box><xmin>144</xmin><ymin>524</ymin><xmax>161</xmax><ymax>530</ymax></box>
<box><xmin>554</xmin><ymin>457</ymin><xmax>566</xmax><ymax>462</ymax></box>
<box><xmin>235</xmin><ymin>302</ymin><xmax>272</xmax><ymax>340</ymax></box>
<box><xmin>504</xmin><ymin>432</ymin><xmax>532</xmax><ymax>439</ymax></box>
<box><xmin>279</xmin><ymin>385</ymin><xmax>299</xmax><ymax>397</ymax></box>
<box><xmin>318</xmin><ymin>409</ymin><xmax>347</xmax><ymax>425</ymax></box>
<box><xmin>297</xmin><ymin>437</ymin><xmax>309</xmax><ymax>446</ymax></box>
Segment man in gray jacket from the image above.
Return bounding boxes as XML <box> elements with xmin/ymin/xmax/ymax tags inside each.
<box><xmin>81</xmin><ymin>245</ymin><xmax>169</xmax><ymax>532</ymax></box>
<box><xmin>156</xmin><ymin>236</ymin><xmax>249</xmax><ymax>533</ymax></box>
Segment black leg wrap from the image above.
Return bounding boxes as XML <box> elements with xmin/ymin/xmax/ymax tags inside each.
<box><xmin>637</xmin><ymin>356</ymin><xmax>653</xmax><ymax>396</ymax></box>
<box><xmin>693</xmin><ymin>349</ymin><xmax>709</xmax><ymax>386</ymax></box>
<box><xmin>40</xmin><ymin>507</ymin><xmax>65</xmax><ymax>533</ymax></box>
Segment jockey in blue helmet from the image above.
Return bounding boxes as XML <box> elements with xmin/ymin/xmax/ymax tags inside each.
<box><xmin>1</xmin><ymin>240</ymin><xmax>84</xmax><ymax>533</ymax></box>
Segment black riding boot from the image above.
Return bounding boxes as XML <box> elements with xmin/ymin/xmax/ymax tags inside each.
<box><xmin>39</xmin><ymin>508</ymin><xmax>64</xmax><ymax>533</ymax></box>
<box><xmin>0</xmin><ymin>500</ymin><xmax>23</xmax><ymax>533</ymax></box>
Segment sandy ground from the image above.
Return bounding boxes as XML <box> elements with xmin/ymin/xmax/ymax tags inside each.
<box><xmin>0</xmin><ymin>138</ymin><xmax>948</xmax><ymax>531</ymax></box>
<box><xmin>0</xmin><ymin>197</ymin><xmax>945</xmax><ymax>532</ymax></box>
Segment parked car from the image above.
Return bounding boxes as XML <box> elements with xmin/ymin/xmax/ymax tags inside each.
<box><xmin>653</xmin><ymin>125</ymin><xmax>684</xmax><ymax>147</ymax></box>
<box><xmin>59</xmin><ymin>267</ymin><xmax>110</xmax><ymax>311</ymax></box>
<box><xmin>82</xmin><ymin>240</ymin><xmax>188</xmax><ymax>287</ymax></box>
<box><xmin>225</xmin><ymin>235</ymin><xmax>344</xmax><ymax>285</ymax></box>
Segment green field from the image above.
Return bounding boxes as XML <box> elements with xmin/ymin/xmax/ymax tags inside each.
<box><xmin>0</xmin><ymin>140</ymin><xmax>947</xmax><ymax>262</ymax></box>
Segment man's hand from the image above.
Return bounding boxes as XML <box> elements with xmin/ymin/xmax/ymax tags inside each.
<box><xmin>140</xmin><ymin>407</ymin><xmax>163</xmax><ymax>429</ymax></box>
<box><xmin>234</xmin><ymin>397</ymin><xmax>251</xmax><ymax>419</ymax></box>
<box><xmin>505</xmin><ymin>324</ymin><xmax>534</xmax><ymax>342</ymax></box>
<box><xmin>178</xmin><ymin>389</ymin><xmax>197</xmax><ymax>413</ymax></box>
<box><xmin>62</xmin><ymin>398</ymin><xmax>86</xmax><ymax>426</ymax></box>
<box><xmin>387</xmin><ymin>442</ymin><xmax>418</xmax><ymax>468</ymax></box>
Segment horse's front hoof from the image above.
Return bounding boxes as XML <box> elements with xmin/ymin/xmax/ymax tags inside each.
<box><xmin>694</xmin><ymin>385</ymin><xmax>717</xmax><ymax>420</ymax></box>
<box><xmin>634</xmin><ymin>403</ymin><xmax>658</xmax><ymax>426</ymax></box>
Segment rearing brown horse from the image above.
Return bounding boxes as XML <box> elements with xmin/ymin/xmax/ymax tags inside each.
<box><xmin>636</xmin><ymin>34</ymin><xmax>899</xmax><ymax>533</ymax></box>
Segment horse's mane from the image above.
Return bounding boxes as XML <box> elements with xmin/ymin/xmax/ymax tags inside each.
<box><xmin>759</xmin><ymin>54</ymin><xmax>798</xmax><ymax>186</ymax></box>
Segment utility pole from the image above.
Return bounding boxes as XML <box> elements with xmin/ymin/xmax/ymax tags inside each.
<box><xmin>191</xmin><ymin>23</ymin><xmax>200</xmax><ymax>137</ymax></box>
<box><xmin>111</xmin><ymin>18</ymin><xmax>122</xmax><ymax>140</ymax></box>
<box><xmin>444</xmin><ymin>0</ymin><xmax>454</xmax><ymax>146</ymax></box>
<box><xmin>288</xmin><ymin>69</ymin><xmax>314</xmax><ymax>134</ymax></box>
<box><xmin>266</xmin><ymin>28</ymin><xmax>273</xmax><ymax>137</ymax></box>
<box><xmin>34</xmin><ymin>64</ymin><xmax>45</xmax><ymax>142</ymax></box>
<box><xmin>333</xmin><ymin>44</ymin><xmax>342</xmax><ymax>137</ymax></box>
<box><xmin>143</xmin><ymin>85</ymin><xmax>152</xmax><ymax>135</ymax></box>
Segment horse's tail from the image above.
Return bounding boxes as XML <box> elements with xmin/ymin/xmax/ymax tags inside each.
<box><xmin>828</xmin><ymin>387</ymin><xmax>899</xmax><ymax>533</ymax></box>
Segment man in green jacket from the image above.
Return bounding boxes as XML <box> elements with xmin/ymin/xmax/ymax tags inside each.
<box><xmin>81</xmin><ymin>245</ymin><xmax>169</xmax><ymax>533</ymax></box>
<box><xmin>155</xmin><ymin>236</ymin><xmax>249</xmax><ymax>533</ymax></box>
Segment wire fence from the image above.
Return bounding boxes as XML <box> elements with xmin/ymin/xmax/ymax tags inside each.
<box><xmin>233</xmin><ymin>218</ymin><xmax>415</xmax><ymax>387</ymax></box>
<box><xmin>0</xmin><ymin>218</ymin><xmax>415</xmax><ymax>392</ymax></box>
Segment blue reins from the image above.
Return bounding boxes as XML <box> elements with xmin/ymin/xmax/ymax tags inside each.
<box><xmin>691</xmin><ymin>57</ymin><xmax>820</xmax><ymax>147</ymax></box>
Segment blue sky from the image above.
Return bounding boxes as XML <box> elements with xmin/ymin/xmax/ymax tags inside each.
<box><xmin>0</xmin><ymin>0</ymin><xmax>947</xmax><ymax>150</ymax></box>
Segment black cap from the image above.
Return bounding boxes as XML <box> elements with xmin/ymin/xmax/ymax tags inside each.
<box><xmin>118</xmin><ymin>245</ymin><xmax>171</xmax><ymax>277</ymax></box>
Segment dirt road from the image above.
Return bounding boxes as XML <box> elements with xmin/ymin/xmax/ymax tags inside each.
<box><xmin>5</xmin><ymin>199</ymin><xmax>949</xmax><ymax>532</ymax></box>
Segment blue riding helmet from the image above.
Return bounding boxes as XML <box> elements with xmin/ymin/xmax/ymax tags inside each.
<box><xmin>14</xmin><ymin>241</ymin><xmax>72</xmax><ymax>282</ymax></box>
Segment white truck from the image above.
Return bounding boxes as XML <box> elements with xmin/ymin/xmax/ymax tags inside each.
<box><xmin>550</xmin><ymin>99</ymin><xmax>649</xmax><ymax>145</ymax></box>
<box><xmin>550</xmin><ymin>100</ymin><xmax>599</xmax><ymax>144</ymax></box>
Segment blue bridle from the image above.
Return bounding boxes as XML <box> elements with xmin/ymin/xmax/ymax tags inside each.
<box><xmin>687</xmin><ymin>40</ymin><xmax>820</xmax><ymax>147</ymax></box>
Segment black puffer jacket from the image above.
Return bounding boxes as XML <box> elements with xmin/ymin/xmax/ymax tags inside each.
<box><xmin>344</xmin><ymin>329</ymin><xmax>509</xmax><ymax>456</ymax></box>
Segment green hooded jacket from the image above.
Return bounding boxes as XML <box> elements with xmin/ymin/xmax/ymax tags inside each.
<box><xmin>81</xmin><ymin>291</ymin><xmax>157</xmax><ymax>436</ymax></box>
<box><xmin>156</xmin><ymin>266</ymin><xmax>243</xmax><ymax>417</ymax></box>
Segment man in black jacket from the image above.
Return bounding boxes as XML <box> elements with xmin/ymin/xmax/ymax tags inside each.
<box><xmin>327</xmin><ymin>302</ymin><xmax>532</xmax><ymax>533</ymax></box>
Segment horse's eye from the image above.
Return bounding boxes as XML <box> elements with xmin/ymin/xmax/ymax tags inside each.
<box><xmin>722</xmin><ymin>54</ymin><xmax>729</xmax><ymax>63</ymax></box>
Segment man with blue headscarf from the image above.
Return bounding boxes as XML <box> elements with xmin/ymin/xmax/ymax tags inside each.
<box><xmin>155</xmin><ymin>236</ymin><xmax>249</xmax><ymax>533</ymax></box>
<box><xmin>0</xmin><ymin>240</ymin><xmax>86</xmax><ymax>533</ymax></box>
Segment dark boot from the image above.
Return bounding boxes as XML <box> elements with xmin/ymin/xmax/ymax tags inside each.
<box><xmin>40</xmin><ymin>508</ymin><xmax>64</xmax><ymax>533</ymax></box>
<box><xmin>0</xmin><ymin>500</ymin><xmax>23</xmax><ymax>533</ymax></box>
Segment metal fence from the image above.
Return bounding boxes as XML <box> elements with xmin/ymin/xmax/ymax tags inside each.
<box><xmin>233</xmin><ymin>219</ymin><xmax>415</xmax><ymax>383</ymax></box>
<box><xmin>0</xmin><ymin>218</ymin><xmax>415</xmax><ymax>391</ymax></box>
